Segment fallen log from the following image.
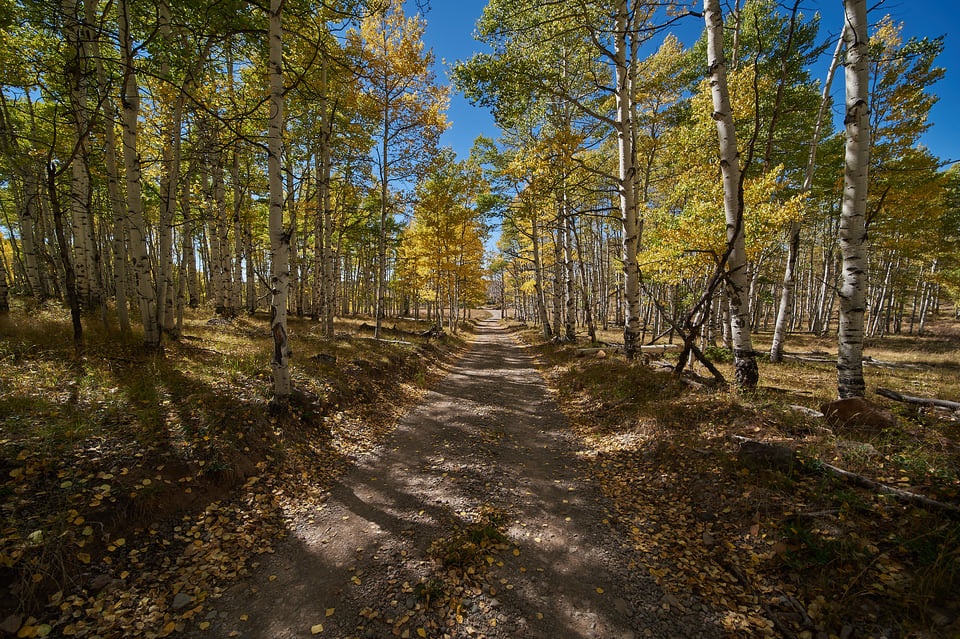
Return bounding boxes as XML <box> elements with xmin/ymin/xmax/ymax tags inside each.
<box><xmin>818</xmin><ymin>460</ymin><xmax>960</xmax><ymax>516</ymax></box>
<box><xmin>783</xmin><ymin>353</ymin><xmax>930</xmax><ymax>371</ymax></box>
<box><xmin>876</xmin><ymin>387</ymin><xmax>960</xmax><ymax>411</ymax></box>
<box><xmin>576</xmin><ymin>343</ymin><xmax>681</xmax><ymax>356</ymax></box>
<box><xmin>733</xmin><ymin>436</ymin><xmax>960</xmax><ymax>517</ymax></box>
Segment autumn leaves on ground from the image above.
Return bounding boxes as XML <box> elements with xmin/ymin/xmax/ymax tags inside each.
<box><xmin>2</xmin><ymin>302</ymin><xmax>959</xmax><ymax>638</ymax></box>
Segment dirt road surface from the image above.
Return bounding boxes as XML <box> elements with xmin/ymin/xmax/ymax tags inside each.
<box><xmin>189</xmin><ymin>315</ymin><xmax>721</xmax><ymax>638</ymax></box>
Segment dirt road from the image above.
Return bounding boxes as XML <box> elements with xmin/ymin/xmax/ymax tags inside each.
<box><xmin>191</xmin><ymin>315</ymin><xmax>720</xmax><ymax>638</ymax></box>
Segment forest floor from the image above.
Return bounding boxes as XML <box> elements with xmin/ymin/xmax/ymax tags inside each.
<box><xmin>180</xmin><ymin>311</ymin><xmax>721</xmax><ymax>639</ymax></box>
<box><xmin>519</xmin><ymin>319</ymin><xmax>960</xmax><ymax>639</ymax></box>
<box><xmin>2</xmin><ymin>301</ymin><xmax>959</xmax><ymax>638</ymax></box>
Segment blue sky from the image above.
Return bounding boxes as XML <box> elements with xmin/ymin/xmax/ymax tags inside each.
<box><xmin>419</xmin><ymin>0</ymin><xmax>959</xmax><ymax>166</ymax></box>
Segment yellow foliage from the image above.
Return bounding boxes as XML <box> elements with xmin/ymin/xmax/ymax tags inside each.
<box><xmin>642</xmin><ymin>66</ymin><xmax>804</xmax><ymax>284</ymax></box>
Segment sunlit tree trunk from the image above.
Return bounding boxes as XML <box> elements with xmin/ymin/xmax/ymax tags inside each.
<box><xmin>0</xmin><ymin>230</ymin><xmax>8</xmax><ymax>312</ymax></box>
<box><xmin>268</xmin><ymin>0</ymin><xmax>291</xmax><ymax>401</ymax></box>
<box><xmin>180</xmin><ymin>163</ymin><xmax>200</xmax><ymax>308</ymax></box>
<box><xmin>88</xmin><ymin>0</ymin><xmax>129</xmax><ymax>331</ymax></box>
<box><xmin>213</xmin><ymin>139</ymin><xmax>232</xmax><ymax>315</ymax></box>
<box><xmin>613</xmin><ymin>0</ymin><xmax>641</xmax><ymax>358</ymax></box>
<box><xmin>705</xmin><ymin>0</ymin><xmax>757</xmax><ymax>387</ymax></box>
<box><xmin>18</xmin><ymin>174</ymin><xmax>43</xmax><ymax>296</ymax></box>
<box><xmin>244</xmin><ymin>220</ymin><xmax>256</xmax><ymax>314</ymax></box>
<box><xmin>837</xmin><ymin>0</ymin><xmax>870</xmax><ymax>398</ymax></box>
<box><xmin>531</xmin><ymin>212</ymin><xmax>551</xmax><ymax>339</ymax></box>
<box><xmin>320</xmin><ymin>52</ymin><xmax>336</xmax><ymax>338</ymax></box>
<box><xmin>62</xmin><ymin>0</ymin><xmax>94</xmax><ymax>309</ymax></box>
<box><xmin>770</xmin><ymin>31</ymin><xmax>845</xmax><ymax>362</ymax></box>
<box><xmin>119</xmin><ymin>0</ymin><xmax>160</xmax><ymax>349</ymax></box>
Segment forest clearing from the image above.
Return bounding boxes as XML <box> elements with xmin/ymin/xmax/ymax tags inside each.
<box><xmin>1</xmin><ymin>0</ymin><xmax>959</xmax><ymax>636</ymax></box>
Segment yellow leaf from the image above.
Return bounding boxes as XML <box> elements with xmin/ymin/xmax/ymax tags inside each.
<box><xmin>596</xmin><ymin>587</ymin><xmax>604</xmax><ymax>594</ymax></box>
<box><xmin>77</xmin><ymin>553</ymin><xmax>91</xmax><ymax>564</ymax></box>
<box><xmin>351</xmin><ymin>576</ymin><xmax>361</xmax><ymax>585</ymax></box>
<box><xmin>239</xmin><ymin>615</ymin><xmax>248</xmax><ymax>621</ymax></box>
<box><xmin>198</xmin><ymin>622</ymin><xmax>210</xmax><ymax>630</ymax></box>
<box><xmin>159</xmin><ymin>621</ymin><xmax>176</xmax><ymax>637</ymax></box>
<box><xmin>512</xmin><ymin>549</ymin><xmax>520</xmax><ymax>556</ymax></box>
<box><xmin>326</xmin><ymin>608</ymin><xmax>335</xmax><ymax>617</ymax></box>
<box><xmin>417</xmin><ymin>629</ymin><xmax>426</xmax><ymax>637</ymax></box>
<box><xmin>35</xmin><ymin>627</ymin><xmax>51</xmax><ymax>638</ymax></box>
<box><xmin>310</xmin><ymin>623</ymin><xmax>324</xmax><ymax>634</ymax></box>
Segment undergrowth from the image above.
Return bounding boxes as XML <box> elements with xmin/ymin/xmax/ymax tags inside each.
<box><xmin>518</xmin><ymin>322</ymin><xmax>960</xmax><ymax>637</ymax></box>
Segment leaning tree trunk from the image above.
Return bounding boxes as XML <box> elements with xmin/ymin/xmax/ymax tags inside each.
<box><xmin>119</xmin><ymin>0</ymin><xmax>160</xmax><ymax>350</ymax></box>
<box><xmin>705</xmin><ymin>0</ymin><xmax>758</xmax><ymax>388</ymax></box>
<box><xmin>770</xmin><ymin>30</ymin><xmax>845</xmax><ymax>362</ymax></box>
<box><xmin>837</xmin><ymin>0</ymin><xmax>870</xmax><ymax>399</ymax></box>
<box><xmin>267</xmin><ymin>0</ymin><xmax>291</xmax><ymax>401</ymax></box>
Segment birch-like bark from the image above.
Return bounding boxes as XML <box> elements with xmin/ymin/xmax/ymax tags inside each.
<box><xmin>705</xmin><ymin>0</ymin><xmax>758</xmax><ymax>387</ymax></box>
<box><xmin>614</xmin><ymin>0</ymin><xmax>641</xmax><ymax>358</ymax></box>
<box><xmin>837</xmin><ymin>0</ymin><xmax>870</xmax><ymax>398</ymax></box>
<box><xmin>320</xmin><ymin>51</ymin><xmax>335</xmax><ymax>337</ymax></box>
<box><xmin>551</xmin><ymin>222</ymin><xmax>563</xmax><ymax>338</ymax></box>
<box><xmin>180</xmin><ymin>163</ymin><xmax>199</xmax><ymax>307</ymax></box>
<box><xmin>232</xmin><ymin>149</ymin><xmax>244</xmax><ymax>313</ymax></box>
<box><xmin>156</xmin><ymin>1</ymin><xmax>181</xmax><ymax>333</ymax></box>
<box><xmin>119</xmin><ymin>0</ymin><xmax>159</xmax><ymax>349</ymax></box>
<box><xmin>244</xmin><ymin>221</ymin><xmax>255</xmax><ymax>313</ymax></box>
<box><xmin>530</xmin><ymin>212</ymin><xmax>551</xmax><ymax>339</ymax></box>
<box><xmin>213</xmin><ymin>139</ymin><xmax>232</xmax><ymax>315</ymax></box>
<box><xmin>268</xmin><ymin>0</ymin><xmax>291</xmax><ymax>400</ymax></box>
<box><xmin>770</xmin><ymin>31</ymin><xmax>845</xmax><ymax>362</ymax></box>
<box><xmin>88</xmin><ymin>0</ymin><xmax>129</xmax><ymax>331</ymax></box>
<box><xmin>563</xmin><ymin>196</ymin><xmax>576</xmax><ymax>342</ymax></box>
<box><xmin>62</xmin><ymin>0</ymin><xmax>95</xmax><ymax>308</ymax></box>
<box><xmin>19</xmin><ymin>174</ymin><xmax>43</xmax><ymax>295</ymax></box>
<box><xmin>0</xmin><ymin>233</ymin><xmax>8</xmax><ymax>313</ymax></box>
<box><xmin>228</xmin><ymin>52</ymin><xmax>244</xmax><ymax>313</ymax></box>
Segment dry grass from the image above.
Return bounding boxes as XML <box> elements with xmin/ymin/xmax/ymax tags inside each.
<box><xmin>516</xmin><ymin>316</ymin><xmax>960</xmax><ymax>637</ymax></box>
<box><xmin>0</xmin><ymin>297</ymin><xmax>466</xmax><ymax>628</ymax></box>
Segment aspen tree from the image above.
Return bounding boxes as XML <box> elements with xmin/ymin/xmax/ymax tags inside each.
<box><xmin>704</xmin><ymin>0</ymin><xmax>758</xmax><ymax>388</ymax></box>
<box><xmin>267</xmin><ymin>0</ymin><xmax>291</xmax><ymax>401</ymax></box>
<box><xmin>837</xmin><ymin>0</ymin><xmax>870</xmax><ymax>398</ymax></box>
<box><xmin>119</xmin><ymin>0</ymin><xmax>160</xmax><ymax>349</ymax></box>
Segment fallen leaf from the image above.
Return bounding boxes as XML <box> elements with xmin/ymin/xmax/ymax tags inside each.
<box><xmin>310</xmin><ymin>623</ymin><xmax>323</xmax><ymax>634</ymax></box>
<box><xmin>326</xmin><ymin>608</ymin><xmax>334</xmax><ymax>617</ymax></box>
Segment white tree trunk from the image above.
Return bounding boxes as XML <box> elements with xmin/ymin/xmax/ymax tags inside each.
<box><xmin>157</xmin><ymin>0</ymin><xmax>180</xmax><ymax>334</ymax></box>
<box><xmin>88</xmin><ymin>0</ymin><xmax>129</xmax><ymax>332</ymax></box>
<box><xmin>180</xmin><ymin>163</ymin><xmax>200</xmax><ymax>307</ymax></box>
<box><xmin>837</xmin><ymin>0</ymin><xmax>870</xmax><ymax>398</ymax></box>
<box><xmin>770</xmin><ymin>31</ymin><xmax>845</xmax><ymax>362</ymax></box>
<box><xmin>531</xmin><ymin>212</ymin><xmax>551</xmax><ymax>339</ymax></box>
<box><xmin>119</xmin><ymin>0</ymin><xmax>159</xmax><ymax>349</ymax></box>
<box><xmin>19</xmin><ymin>174</ymin><xmax>43</xmax><ymax>295</ymax></box>
<box><xmin>614</xmin><ymin>0</ymin><xmax>642</xmax><ymax>359</ymax></box>
<box><xmin>213</xmin><ymin>141</ymin><xmax>232</xmax><ymax>315</ymax></box>
<box><xmin>63</xmin><ymin>0</ymin><xmax>94</xmax><ymax>308</ymax></box>
<box><xmin>268</xmin><ymin>0</ymin><xmax>291</xmax><ymax>400</ymax></box>
<box><xmin>320</xmin><ymin>52</ymin><xmax>336</xmax><ymax>337</ymax></box>
<box><xmin>705</xmin><ymin>0</ymin><xmax>758</xmax><ymax>387</ymax></box>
